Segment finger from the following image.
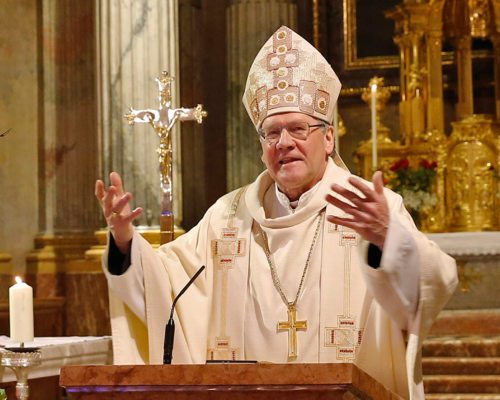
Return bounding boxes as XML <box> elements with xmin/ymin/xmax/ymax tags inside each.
<box><xmin>326</xmin><ymin>193</ymin><xmax>354</xmax><ymax>212</ymax></box>
<box><xmin>347</xmin><ymin>176</ymin><xmax>376</xmax><ymax>202</ymax></box>
<box><xmin>327</xmin><ymin>215</ymin><xmax>364</xmax><ymax>232</ymax></box>
<box><xmin>121</xmin><ymin>207</ymin><xmax>143</xmax><ymax>224</ymax></box>
<box><xmin>110</xmin><ymin>172</ymin><xmax>125</xmax><ymax>196</ymax></box>
<box><xmin>111</xmin><ymin>192</ymin><xmax>133</xmax><ymax>215</ymax></box>
<box><xmin>95</xmin><ymin>180</ymin><xmax>105</xmax><ymax>203</ymax></box>
<box><xmin>102</xmin><ymin>186</ymin><xmax>117</xmax><ymax>216</ymax></box>
<box><xmin>330</xmin><ymin>183</ymin><xmax>365</xmax><ymax>204</ymax></box>
<box><xmin>326</xmin><ymin>194</ymin><xmax>371</xmax><ymax>222</ymax></box>
<box><xmin>372</xmin><ymin>170</ymin><xmax>384</xmax><ymax>195</ymax></box>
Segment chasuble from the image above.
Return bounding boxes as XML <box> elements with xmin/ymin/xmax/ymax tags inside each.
<box><xmin>104</xmin><ymin>158</ymin><xmax>457</xmax><ymax>400</ymax></box>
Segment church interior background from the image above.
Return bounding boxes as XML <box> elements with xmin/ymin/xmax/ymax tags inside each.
<box><xmin>0</xmin><ymin>0</ymin><xmax>499</xmax><ymax>397</ymax></box>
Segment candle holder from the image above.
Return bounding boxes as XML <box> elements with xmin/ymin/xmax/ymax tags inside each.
<box><xmin>1</xmin><ymin>347</ymin><xmax>41</xmax><ymax>400</ymax></box>
<box><xmin>361</xmin><ymin>76</ymin><xmax>393</xmax><ymax>144</ymax></box>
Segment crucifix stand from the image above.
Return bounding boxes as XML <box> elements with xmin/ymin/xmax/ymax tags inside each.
<box><xmin>124</xmin><ymin>71</ymin><xmax>207</xmax><ymax>244</ymax></box>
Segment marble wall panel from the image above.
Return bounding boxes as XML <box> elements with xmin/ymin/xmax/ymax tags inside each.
<box><xmin>0</xmin><ymin>0</ymin><xmax>40</xmax><ymax>274</ymax></box>
<box><xmin>65</xmin><ymin>265</ymin><xmax>110</xmax><ymax>336</ymax></box>
<box><xmin>445</xmin><ymin>256</ymin><xmax>500</xmax><ymax>310</ymax></box>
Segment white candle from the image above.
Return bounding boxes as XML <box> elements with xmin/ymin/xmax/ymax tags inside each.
<box><xmin>371</xmin><ymin>83</ymin><xmax>378</xmax><ymax>171</ymax></box>
<box><xmin>9</xmin><ymin>277</ymin><xmax>34</xmax><ymax>344</ymax></box>
<box><xmin>333</xmin><ymin>102</ymin><xmax>340</xmax><ymax>155</ymax></box>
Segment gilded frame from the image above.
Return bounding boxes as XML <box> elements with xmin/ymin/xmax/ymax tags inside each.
<box><xmin>342</xmin><ymin>0</ymin><xmax>493</xmax><ymax>71</ymax></box>
<box><xmin>343</xmin><ymin>0</ymin><xmax>399</xmax><ymax>70</ymax></box>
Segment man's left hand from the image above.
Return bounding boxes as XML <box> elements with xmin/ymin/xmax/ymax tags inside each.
<box><xmin>325</xmin><ymin>171</ymin><xmax>389</xmax><ymax>250</ymax></box>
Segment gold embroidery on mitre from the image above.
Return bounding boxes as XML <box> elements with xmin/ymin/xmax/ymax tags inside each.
<box><xmin>256</xmin><ymin>86</ymin><xmax>268</xmax><ymax>122</ymax></box>
<box><xmin>243</xmin><ymin>25</ymin><xmax>341</xmax><ymax>129</ymax></box>
<box><xmin>299</xmin><ymin>81</ymin><xmax>317</xmax><ymax>114</ymax></box>
<box><xmin>249</xmin><ymin>99</ymin><xmax>259</xmax><ymax>125</ymax></box>
<box><xmin>273</xmin><ymin>71</ymin><xmax>293</xmax><ymax>91</ymax></box>
<box><xmin>311</xmin><ymin>64</ymin><xmax>333</xmax><ymax>91</ymax></box>
<box><xmin>266</xmin><ymin>50</ymin><xmax>299</xmax><ymax>71</ymax></box>
<box><xmin>273</xmin><ymin>26</ymin><xmax>292</xmax><ymax>52</ymax></box>
<box><xmin>268</xmin><ymin>86</ymin><xmax>300</xmax><ymax>110</ymax></box>
<box><xmin>315</xmin><ymin>89</ymin><xmax>330</xmax><ymax>115</ymax></box>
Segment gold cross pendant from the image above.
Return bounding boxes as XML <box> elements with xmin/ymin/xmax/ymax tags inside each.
<box><xmin>277</xmin><ymin>304</ymin><xmax>307</xmax><ymax>360</ymax></box>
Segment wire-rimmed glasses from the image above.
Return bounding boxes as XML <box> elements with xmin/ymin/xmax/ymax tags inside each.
<box><xmin>258</xmin><ymin>121</ymin><xmax>326</xmax><ymax>145</ymax></box>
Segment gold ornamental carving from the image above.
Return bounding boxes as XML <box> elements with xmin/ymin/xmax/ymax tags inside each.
<box><xmin>355</xmin><ymin>0</ymin><xmax>500</xmax><ymax>232</ymax></box>
<box><xmin>446</xmin><ymin>115</ymin><xmax>499</xmax><ymax>231</ymax></box>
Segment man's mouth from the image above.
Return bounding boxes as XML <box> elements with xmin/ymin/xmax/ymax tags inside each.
<box><xmin>279</xmin><ymin>157</ymin><xmax>301</xmax><ymax>165</ymax></box>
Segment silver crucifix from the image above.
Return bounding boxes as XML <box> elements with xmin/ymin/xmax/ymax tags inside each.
<box><xmin>124</xmin><ymin>71</ymin><xmax>207</xmax><ymax>244</ymax></box>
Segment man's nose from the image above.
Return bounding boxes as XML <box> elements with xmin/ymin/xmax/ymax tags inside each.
<box><xmin>276</xmin><ymin>128</ymin><xmax>295</xmax><ymax>148</ymax></box>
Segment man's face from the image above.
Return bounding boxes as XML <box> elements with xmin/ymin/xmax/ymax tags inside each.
<box><xmin>260</xmin><ymin>112</ymin><xmax>334</xmax><ymax>200</ymax></box>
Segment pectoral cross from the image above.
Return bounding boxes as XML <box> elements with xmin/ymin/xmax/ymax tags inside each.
<box><xmin>277</xmin><ymin>304</ymin><xmax>307</xmax><ymax>360</ymax></box>
<box><xmin>124</xmin><ymin>71</ymin><xmax>207</xmax><ymax>244</ymax></box>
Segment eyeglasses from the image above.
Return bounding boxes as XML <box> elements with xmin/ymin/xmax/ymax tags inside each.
<box><xmin>258</xmin><ymin>121</ymin><xmax>326</xmax><ymax>145</ymax></box>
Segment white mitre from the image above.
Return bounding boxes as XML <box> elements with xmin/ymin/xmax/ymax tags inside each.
<box><xmin>242</xmin><ymin>25</ymin><xmax>342</xmax><ymax>130</ymax></box>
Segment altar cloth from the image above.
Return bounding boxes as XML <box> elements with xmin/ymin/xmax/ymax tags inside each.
<box><xmin>0</xmin><ymin>336</ymin><xmax>112</xmax><ymax>382</ymax></box>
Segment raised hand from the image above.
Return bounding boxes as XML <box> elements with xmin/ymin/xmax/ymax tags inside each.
<box><xmin>95</xmin><ymin>172</ymin><xmax>143</xmax><ymax>253</ymax></box>
<box><xmin>326</xmin><ymin>171</ymin><xmax>389</xmax><ymax>250</ymax></box>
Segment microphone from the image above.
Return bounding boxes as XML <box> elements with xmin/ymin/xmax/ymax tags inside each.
<box><xmin>163</xmin><ymin>265</ymin><xmax>206</xmax><ymax>364</ymax></box>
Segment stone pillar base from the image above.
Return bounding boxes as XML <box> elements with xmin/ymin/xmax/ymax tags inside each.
<box><xmin>65</xmin><ymin>226</ymin><xmax>185</xmax><ymax>336</ymax></box>
<box><xmin>25</xmin><ymin>233</ymin><xmax>98</xmax><ymax>298</ymax></box>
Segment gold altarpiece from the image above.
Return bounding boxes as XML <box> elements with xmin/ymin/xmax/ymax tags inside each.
<box><xmin>355</xmin><ymin>0</ymin><xmax>500</xmax><ymax>232</ymax></box>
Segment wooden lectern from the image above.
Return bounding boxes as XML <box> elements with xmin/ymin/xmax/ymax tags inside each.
<box><xmin>60</xmin><ymin>363</ymin><xmax>403</xmax><ymax>399</ymax></box>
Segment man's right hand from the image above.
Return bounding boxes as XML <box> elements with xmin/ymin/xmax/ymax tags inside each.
<box><xmin>95</xmin><ymin>172</ymin><xmax>143</xmax><ymax>254</ymax></box>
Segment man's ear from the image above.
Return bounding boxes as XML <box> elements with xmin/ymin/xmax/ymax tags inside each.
<box><xmin>325</xmin><ymin>125</ymin><xmax>334</xmax><ymax>155</ymax></box>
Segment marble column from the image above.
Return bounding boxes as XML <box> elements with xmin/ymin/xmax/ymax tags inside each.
<box><xmin>67</xmin><ymin>0</ymin><xmax>181</xmax><ymax>335</ymax></box>
<box><xmin>226</xmin><ymin>0</ymin><xmax>297</xmax><ymax>190</ymax></box>
<box><xmin>22</xmin><ymin>1</ymin><xmax>100</xmax><ymax>298</ymax></box>
<box><xmin>98</xmin><ymin>0</ymin><xmax>182</xmax><ymax>229</ymax></box>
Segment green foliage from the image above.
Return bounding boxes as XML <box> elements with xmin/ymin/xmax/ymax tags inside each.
<box><xmin>386</xmin><ymin>158</ymin><xmax>437</xmax><ymax>214</ymax></box>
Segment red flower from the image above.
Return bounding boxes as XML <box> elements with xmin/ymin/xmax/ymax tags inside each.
<box><xmin>390</xmin><ymin>158</ymin><xmax>410</xmax><ymax>171</ymax></box>
<box><xmin>419</xmin><ymin>159</ymin><xmax>437</xmax><ymax>170</ymax></box>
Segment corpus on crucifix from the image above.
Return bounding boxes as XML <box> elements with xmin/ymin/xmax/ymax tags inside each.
<box><xmin>124</xmin><ymin>71</ymin><xmax>207</xmax><ymax>244</ymax></box>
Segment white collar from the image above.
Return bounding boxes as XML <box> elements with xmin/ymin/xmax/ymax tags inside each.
<box><xmin>274</xmin><ymin>181</ymin><xmax>322</xmax><ymax>215</ymax></box>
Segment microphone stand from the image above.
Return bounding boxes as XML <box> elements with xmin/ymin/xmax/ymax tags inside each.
<box><xmin>163</xmin><ymin>265</ymin><xmax>205</xmax><ymax>364</ymax></box>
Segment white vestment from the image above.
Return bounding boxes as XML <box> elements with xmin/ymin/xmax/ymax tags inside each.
<box><xmin>104</xmin><ymin>158</ymin><xmax>457</xmax><ymax>400</ymax></box>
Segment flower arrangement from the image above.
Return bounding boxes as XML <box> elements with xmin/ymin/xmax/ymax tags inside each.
<box><xmin>385</xmin><ymin>158</ymin><xmax>438</xmax><ymax>226</ymax></box>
